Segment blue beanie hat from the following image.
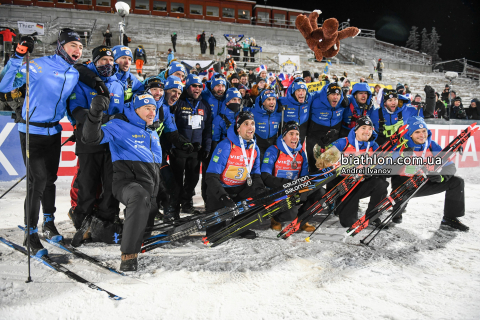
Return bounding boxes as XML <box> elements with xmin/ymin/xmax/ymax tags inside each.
<box><xmin>260</xmin><ymin>89</ymin><xmax>277</xmax><ymax>105</ymax></box>
<box><xmin>186</xmin><ymin>74</ymin><xmax>202</xmax><ymax>87</ymax></box>
<box><xmin>225</xmin><ymin>88</ymin><xmax>242</xmax><ymax>103</ymax></box>
<box><xmin>291</xmin><ymin>80</ymin><xmax>308</xmax><ymax>93</ymax></box>
<box><xmin>167</xmin><ymin>62</ymin><xmax>186</xmax><ymax>78</ymax></box>
<box><xmin>211</xmin><ymin>74</ymin><xmax>227</xmax><ymax>89</ymax></box>
<box><xmin>133</xmin><ymin>93</ymin><xmax>156</xmax><ymax>110</ymax></box>
<box><xmin>164</xmin><ymin>76</ymin><xmax>184</xmax><ymax>92</ymax></box>
<box><xmin>406</xmin><ymin>116</ymin><xmax>428</xmax><ymax>137</ymax></box>
<box><xmin>112</xmin><ymin>45</ymin><xmax>133</xmax><ymax>61</ymax></box>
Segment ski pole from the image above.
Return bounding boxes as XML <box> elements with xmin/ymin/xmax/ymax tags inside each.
<box><xmin>25</xmin><ymin>47</ymin><xmax>32</xmax><ymax>283</ymax></box>
<box><xmin>0</xmin><ymin>134</ymin><xmax>75</xmax><ymax>200</ymax></box>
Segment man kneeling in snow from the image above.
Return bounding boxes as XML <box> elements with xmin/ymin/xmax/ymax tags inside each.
<box><xmin>83</xmin><ymin>94</ymin><xmax>162</xmax><ymax>271</ymax></box>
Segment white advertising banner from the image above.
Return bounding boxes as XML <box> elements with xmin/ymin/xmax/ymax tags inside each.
<box><xmin>278</xmin><ymin>54</ymin><xmax>300</xmax><ymax>75</ymax></box>
<box><xmin>17</xmin><ymin>21</ymin><xmax>45</xmax><ymax>35</ymax></box>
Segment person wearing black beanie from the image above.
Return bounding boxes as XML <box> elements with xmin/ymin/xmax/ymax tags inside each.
<box><xmin>302</xmin><ymin>70</ymin><xmax>312</xmax><ymax>83</ymax></box>
<box><xmin>0</xmin><ymin>28</ymin><xmax>85</xmax><ymax>254</ymax></box>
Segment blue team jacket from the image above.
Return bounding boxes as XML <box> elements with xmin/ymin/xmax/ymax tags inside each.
<box><xmin>212</xmin><ymin>101</ymin><xmax>239</xmax><ymax>142</ymax></box>
<box><xmin>278</xmin><ymin>84</ymin><xmax>311</xmax><ymax>128</ymax></box>
<box><xmin>342</xmin><ymin>83</ymin><xmax>374</xmax><ymax>130</ymax></box>
<box><xmin>369</xmin><ymin>95</ymin><xmax>422</xmax><ymax>134</ymax></box>
<box><xmin>310</xmin><ymin>84</ymin><xmax>345</xmax><ymax>128</ymax></box>
<box><xmin>331</xmin><ymin>127</ymin><xmax>380</xmax><ymax>153</ymax></box>
<box><xmin>201</xmin><ymin>81</ymin><xmax>228</xmax><ymax>118</ymax></box>
<box><xmin>251</xmin><ymin>95</ymin><xmax>282</xmax><ymax>140</ymax></box>
<box><xmin>0</xmin><ymin>54</ymin><xmax>79</xmax><ymax>135</ymax></box>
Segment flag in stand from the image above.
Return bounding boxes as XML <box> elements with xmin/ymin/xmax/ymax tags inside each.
<box><xmin>256</xmin><ymin>65</ymin><xmax>267</xmax><ymax>74</ymax></box>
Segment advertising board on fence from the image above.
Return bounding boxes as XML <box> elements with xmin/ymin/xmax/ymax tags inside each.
<box><xmin>17</xmin><ymin>21</ymin><xmax>45</xmax><ymax>35</ymax></box>
<box><xmin>0</xmin><ymin>116</ymin><xmax>479</xmax><ymax>181</ymax></box>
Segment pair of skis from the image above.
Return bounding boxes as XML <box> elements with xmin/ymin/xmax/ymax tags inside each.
<box><xmin>347</xmin><ymin>122</ymin><xmax>478</xmax><ymax>244</ymax></box>
<box><xmin>277</xmin><ymin>124</ymin><xmax>409</xmax><ymax>240</ymax></box>
<box><xmin>140</xmin><ymin>164</ymin><xmax>341</xmax><ymax>252</ymax></box>
<box><xmin>0</xmin><ymin>235</ymin><xmax>123</xmax><ymax>300</ymax></box>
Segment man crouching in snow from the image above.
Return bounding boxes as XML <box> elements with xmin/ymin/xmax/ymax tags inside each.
<box><xmin>390</xmin><ymin>116</ymin><xmax>468</xmax><ymax>231</ymax></box>
<box><xmin>82</xmin><ymin>93</ymin><xmax>162</xmax><ymax>271</ymax></box>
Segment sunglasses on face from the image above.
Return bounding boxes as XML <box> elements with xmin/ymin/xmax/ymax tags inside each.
<box><xmin>191</xmin><ymin>84</ymin><xmax>203</xmax><ymax>88</ymax></box>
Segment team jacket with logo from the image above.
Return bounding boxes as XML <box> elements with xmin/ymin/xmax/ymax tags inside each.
<box><xmin>212</xmin><ymin>101</ymin><xmax>239</xmax><ymax>142</ymax></box>
<box><xmin>0</xmin><ymin>54</ymin><xmax>79</xmax><ymax>135</ymax></box>
<box><xmin>82</xmin><ymin>101</ymin><xmax>162</xmax><ymax>192</ymax></box>
<box><xmin>201</xmin><ymin>80</ymin><xmax>228</xmax><ymax>118</ymax></box>
<box><xmin>278</xmin><ymin>83</ymin><xmax>311</xmax><ymax>139</ymax></box>
<box><xmin>261</xmin><ymin>135</ymin><xmax>309</xmax><ymax>188</ymax></box>
<box><xmin>69</xmin><ymin>62</ymin><xmax>125</xmax><ymax>154</ymax></box>
<box><xmin>251</xmin><ymin>95</ymin><xmax>282</xmax><ymax>152</ymax></box>
<box><xmin>206</xmin><ymin>126</ymin><xmax>261</xmax><ymax>189</ymax></box>
<box><xmin>342</xmin><ymin>83</ymin><xmax>374</xmax><ymax>130</ymax></box>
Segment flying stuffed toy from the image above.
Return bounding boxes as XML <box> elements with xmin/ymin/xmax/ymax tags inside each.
<box><xmin>296</xmin><ymin>10</ymin><xmax>361</xmax><ymax>62</ymax></box>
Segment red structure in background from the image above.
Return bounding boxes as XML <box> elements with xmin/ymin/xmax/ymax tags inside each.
<box><xmin>1</xmin><ymin>0</ymin><xmax>308</xmax><ymax>28</ymax></box>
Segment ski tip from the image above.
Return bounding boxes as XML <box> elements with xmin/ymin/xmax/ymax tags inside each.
<box><xmin>305</xmin><ymin>237</ymin><xmax>310</xmax><ymax>242</ymax></box>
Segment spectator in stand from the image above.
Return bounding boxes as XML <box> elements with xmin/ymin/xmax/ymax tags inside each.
<box><xmin>239</xmin><ymin>73</ymin><xmax>249</xmax><ymax>89</ymax></box>
<box><xmin>359</xmin><ymin>77</ymin><xmax>366</xmax><ymax>83</ymax></box>
<box><xmin>368</xmin><ymin>58</ymin><xmax>376</xmax><ymax>80</ymax></box>
<box><xmin>0</xmin><ymin>28</ymin><xmax>16</xmax><ymax>63</ymax></box>
<box><xmin>434</xmin><ymin>92</ymin><xmax>447</xmax><ymax>119</ymax></box>
<box><xmin>372</xmin><ymin>84</ymin><xmax>382</xmax><ymax>108</ymax></box>
<box><xmin>267</xmin><ymin>72</ymin><xmax>276</xmax><ymax>85</ymax></box>
<box><xmin>241</xmin><ymin>40</ymin><xmax>250</xmax><ymax>62</ymax></box>
<box><xmin>133</xmin><ymin>45</ymin><xmax>147</xmax><ymax>79</ymax></box>
<box><xmin>208</xmin><ymin>33</ymin><xmax>216</xmax><ymax>55</ymax></box>
<box><xmin>238</xmin><ymin>84</ymin><xmax>254</xmax><ymax>110</ymax></box>
<box><xmin>450</xmin><ymin>97</ymin><xmax>467</xmax><ymax>119</ymax></box>
<box><xmin>248</xmin><ymin>69</ymin><xmax>256</xmax><ymax>87</ymax></box>
<box><xmin>229</xmin><ymin>73</ymin><xmax>240</xmax><ymax>87</ymax></box>
<box><xmin>466</xmin><ymin>99</ymin><xmax>480</xmax><ymax>120</ymax></box>
<box><xmin>342</xmin><ymin>78</ymin><xmax>351</xmax><ymax>96</ymax></box>
<box><xmin>441</xmin><ymin>84</ymin><xmax>451</xmax><ymax>104</ymax></box>
<box><xmin>199</xmin><ymin>31</ymin><xmax>207</xmax><ymax>54</ymax></box>
<box><xmin>404</xmin><ymin>83</ymin><xmax>412</xmax><ymax>94</ymax></box>
<box><xmin>249</xmin><ymin>76</ymin><xmax>267</xmax><ymax>102</ymax></box>
<box><xmin>413</xmin><ymin>94</ymin><xmax>422</xmax><ymax>103</ymax></box>
<box><xmin>103</xmin><ymin>29</ymin><xmax>113</xmax><ymax>46</ymax></box>
<box><xmin>167</xmin><ymin>48</ymin><xmax>174</xmax><ymax>65</ymax></box>
<box><xmin>376</xmin><ymin>58</ymin><xmax>384</xmax><ymax>81</ymax></box>
<box><xmin>249</xmin><ymin>38</ymin><xmax>257</xmax><ymax>63</ymax></box>
<box><xmin>171</xmin><ymin>32</ymin><xmax>177</xmax><ymax>53</ymax></box>
<box><xmin>122</xmin><ymin>34</ymin><xmax>130</xmax><ymax>46</ymax></box>
<box><xmin>303</xmin><ymin>71</ymin><xmax>312</xmax><ymax>83</ymax></box>
<box><xmin>396</xmin><ymin>83</ymin><xmax>406</xmax><ymax>95</ymax></box>
<box><xmin>313</xmin><ymin>72</ymin><xmax>320</xmax><ymax>82</ymax></box>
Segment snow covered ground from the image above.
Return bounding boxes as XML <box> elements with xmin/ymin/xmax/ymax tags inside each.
<box><xmin>1</xmin><ymin>169</ymin><xmax>480</xmax><ymax>319</ymax></box>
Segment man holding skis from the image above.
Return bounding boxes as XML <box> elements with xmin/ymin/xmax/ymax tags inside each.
<box><xmin>0</xmin><ymin>28</ymin><xmax>83</xmax><ymax>254</ymax></box>
<box><xmin>390</xmin><ymin>116</ymin><xmax>467</xmax><ymax>230</ymax></box>
<box><xmin>205</xmin><ymin>111</ymin><xmax>266</xmax><ymax>239</ymax></box>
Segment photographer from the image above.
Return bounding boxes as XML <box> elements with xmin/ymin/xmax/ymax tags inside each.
<box><xmin>450</xmin><ymin>97</ymin><xmax>467</xmax><ymax>120</ymax></box>
<box><xmin>434</xmin><ymin>92</ymin><xmax>448</xmax><ymax>120</ymax></box>
<box><xmin>441</xmin><ymin>84</ymin><xmax>451</xmax><ymax>104</ymax></box>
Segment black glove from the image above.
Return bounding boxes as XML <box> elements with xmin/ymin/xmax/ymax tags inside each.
<box><xmin>219</xmin><ymin>194</ymin><xmax>236</xmax><ymax>208</ymax></box>
<box><xmin>428</xmin><ymin>174</ymin><xmax>443</xmax><ymax>183</ymax></box>
<box><xmin>102</xmin><ymin>113</ymin><xmax>129</xmax><ymax>124</ymax></box>
<box><xmin>276</xmin><ymin>101</ymin><xmax>285</xmax><ymax>113</ymax></box>
<box><xmin>320</xmin><ymin>129</ymin><xmax>339</xmax><ymax>147</ymax></box>
<box><xmin>89</xmin><ymin>96</ymin><xmax>110</xmax><ymax>118</ymax></box>
<box><xmin>16</xmin><ymin>35</ymin><xmax>35</xmax><ymax>57</ymax></box>
<box><xmin>192</xmin><ymin>142</ymin><xmax>202</xmax><ymax>152</ymax></box>
<box><xmin>74</xmin><ymin>64</ymin><xmax>110</xmax><ymax>98</ymax></box>
<box><xmin>424</xmin><ymin>85</ymin><xmax>435</xmax><ymax>99</ymax></box>
<box><xmin>181</xmin><ymin>142</ymin><xmax>194</xmax><ymax>153</ymax></box>
<box><xmin>201</xmin><ymin>150</ymin><xmax>210</xmax><ymax>160</ymax></box>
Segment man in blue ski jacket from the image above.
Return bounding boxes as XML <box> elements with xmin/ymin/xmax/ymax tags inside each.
<box><xmin>82</xmin><ymin>93</ymin><xmax>161</xmax><ymax>271</ymax></box>
<box><xmin>370</xmin><ymin>89</ymin><xmax>422</xmax><ymax>145</ymax></box>
<box><xmin>340</xmin><ymin>82</ymin><xmax>374</xmax><ymax>137</ymax></box>
<box><xmin>201</xmin><ymin>73</ymin><xmax>228</xmax><ymax>118</ymax></box>
<box><xmin>68</xmin><ymin>45</ymin><xmax>126</xmax><ymax>247</ymax></box>
<box><xmin>306</xmin><ymin>83</ymin><xmax>349</xmax><ymax>172</ymax></box>
<box><xmin>0</xmin><ymin>28</ymin><xmax>83</xmax><ymax>254</ymax></box>
<box><xmin>112</xmin><ymin>45</ymin><xmax>144</xmax><ymax>103</ymax></box>
<box><xmin>278</xmin><ymin>78</ymin><xmax>311</xmax><ymax>140</ymax></box>
<box><xmin>251</xmin><ymin>88</ymin><xmax>282</xmax><ymax>160</ymax></box>
<box><xmin>212</xmin><ymin>87</ymin><xmax>242</xmax><ymax>149</ymax></box>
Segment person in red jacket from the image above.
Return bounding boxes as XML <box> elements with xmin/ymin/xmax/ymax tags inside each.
<box><xmin>0</xmin><ymin>28</ymin><xmax>16</xmax><ymax>62</ymax></box>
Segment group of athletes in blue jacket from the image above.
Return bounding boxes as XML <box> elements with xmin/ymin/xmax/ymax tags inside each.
<box><xmin>0</xmin><ymin>28</ymin><xmax>468</xmax><ymax>272</ymax></box>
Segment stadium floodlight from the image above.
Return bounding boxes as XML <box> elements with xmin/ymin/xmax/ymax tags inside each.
<box><xmin>115</xmin><ymin>1</ymin><xmax>130</xmax><ymax>18</ymax></box>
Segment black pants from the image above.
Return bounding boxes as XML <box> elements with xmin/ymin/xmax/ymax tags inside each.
<box><xmin>169</xmin><ymin>151</ymin><xmax>200</xmax><ymax>209</ymax></box>
<box><xmin>200</xmin><ymin>43</ymin><xmax>207</xmax><ymax>54</ymax></box>
<box><xmin>106</xmin><ymin>39</ymin><xmax>111</xmax><ymax>46</ymax></box>
<box><xmin>113</xmin><ymin>179</ymin><xmax>157</xmax><ymax>254</ymax></box>
<box><xmin>209</xmin><ymin>45</ymin><xmax>214</xmax><ymax>55</ymax></box>
<box><xmin>19</xmin><ymin>132</ymin><xmax>61</xmax><ymax>227</ymax></box>
<box><xmin>378</xmin><ymin>72</ymin><xmax>382</xmax><ymax>81</ymax></box>
<box><xmin>172</xmin><ymin>42</ymin><xmax>176</xmax><ymax>52</ymax></box>
<box><xmin>205</xmin><ymin>184</ymin><xmax>258</xmax><ymax>236</ymax></box>
<box><xmin>243</xmin><ymin>51</ymin><xmax>249</xmax><ymax>62</ymax></box>
<box><xmin>201</xmin><ymin>155</ymin><xmax>211</xmax><ymax>204</ymax></box>
<box><xmin>328</xmin><ymin>176</ymin><xmax>389</xmax><ymax>227</ymax></box>
<box><xmin>73</xmin><ymin>152</ymin><xmax>119</xmax><ymax>228</ymax></box>
<box><xmin>391</xmin><ymin>175</ymin><xmax>465</xmax><ymax>219</ymax></box>
<box><xmin>250</xmin><ymin>51</ymin><xmax>255</xmax><ymax>63</ymax></box>
<box><xmin>159</xmin><ymin>152</ymin><xmax>176</xmax><ymax>209</ymax></box>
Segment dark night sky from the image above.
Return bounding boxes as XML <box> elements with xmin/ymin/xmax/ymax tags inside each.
<box><xmin>256</xmin><ymin>0</ymin><xmax>480</xmax><ymax>63</ymax></box>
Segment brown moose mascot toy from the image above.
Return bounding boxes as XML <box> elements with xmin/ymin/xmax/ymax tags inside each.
<box><xmin>296</xmin><ymin>10</ymin><xmax>361</xmax><ymax>61</ymax></box>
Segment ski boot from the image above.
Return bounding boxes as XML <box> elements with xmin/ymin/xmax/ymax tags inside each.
<box><xmin>300</xmin><ymin>222</ymin><xmax>316</xmax><ymax>233</ymax></box>
<box><xmin>42</xmin><ymin>213</ymin><xmax>64</xmax><ymax>244</ymax></box>
<box><xmin>71</xmin><ymin>215</ymin><xmax>93</xmax><ymax>247</ymax></box>
<box><xmin>90</xmin><ymin>216</ymin><xmax>123</xmax><ymax>244</ymax></box>
<box><xmin>392</xmin><ymin>214</ymin><xmax>403</xmax><ymax>224</ymax></box>
<box><xmin>68</xmin><ymin>207</ymin><xmax>87</xmax><ymax>231</ymax></box>
<box><xmin>239</xmin><ymin>230</ymin><xmax>257</xmax><ymax>239</ymax></box>
<box><xmin>270</xmin><ymin>218</ymin><xmax>282</xmax><ymax>231</ymax></box>
<box><xmin>441</xmin><ymin>217</ymin><xmax>469</xmax><ymax>232</ymax></box>
<box><xmin>120</xmin><ymin>253</ymin><xmax>138</xmax><ymax>272</ymax></box>
<box><xmin>23</xmin><ymin>226</ymin><xmax>48</xmax><ymax>257</ymax></box>
<box><xmin>163</xmin><ymin>205</ymin><xmax>180</xmax><ymax>223</ymax></box>
<box><xmin>181</xmin><ymin>200</ymin><xmax>195</xmax><ymax>214</ymax></box>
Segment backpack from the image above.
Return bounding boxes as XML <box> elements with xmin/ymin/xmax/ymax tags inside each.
<box><xmin>136</xmin><ymin>48</ymin><xmax>144</xmax><ymax>57</ymax></box>
<box><xmin>127</xmin><ymin>37</ymin><xmax>131</xmax><ymax>42</ymax></box>
<box><xmin>196</xmin><ymin>34</ymin><xmax>201</xmax><ymax>42</ymax></box>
